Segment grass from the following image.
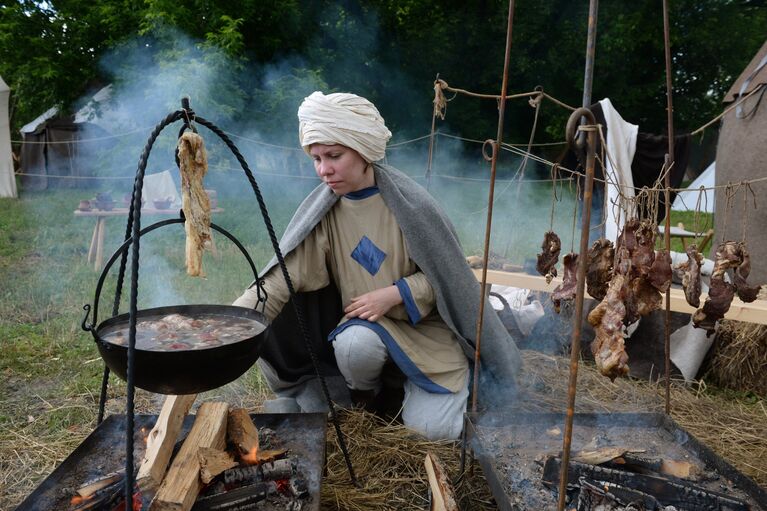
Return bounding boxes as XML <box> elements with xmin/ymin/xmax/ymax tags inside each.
<box><xmin>0</xmin><ymin>181</ymin><xmax>737</xmax><ymax>510</ymax></box>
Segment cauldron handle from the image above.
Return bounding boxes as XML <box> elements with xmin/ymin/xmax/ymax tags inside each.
<box><xmin>82</xmin><ymin>218</ymin><xmax>261</xmax><ymax>335</ymax></box>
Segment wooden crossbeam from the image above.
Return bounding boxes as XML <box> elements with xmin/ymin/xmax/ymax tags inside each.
<box><xmin>473</xmin><ymin>269</ymin><xmax>767</xmax><ymax>325</ymax></box>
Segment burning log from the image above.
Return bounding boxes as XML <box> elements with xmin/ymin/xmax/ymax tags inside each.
<box><xmin>150</xmin><ymin>401</ymin><xmax>229</xmax><ymax>511</ymax></box>
<box><xmin>260</xmin><ymin>458</ymin><xmax>294</xmax><ymax>480</ymax></box>
<box><xmin>74</xmin><ymin>470</ymin><xmax>124</xmax><ymax>498</ymax></box>
<box><xmin>542</xmin><ymin>456</ymin><xmax>749</xmax><ymax>511</ymax></box>
<box><xmin>198</xmin><ymin>447</ymin><xmax>237</xmax><ymax>485</ymax></box>
<box><xmin>424</xmin><ymin>452</ymin><xmax>458</xmax><ymax>511</ymax></box>
<box><xmin>227</xmin><ymin>408</ymin><xmax>260</xmax><ymax>463</ymax></box>
<box><xmin>191</xmin><ymin>481</ymin><xmax>278</xmax><ymax>511</ymax></box>
<box><xmin>222</xmin><ymin>458</ymin><xmax>294</xmax><ymax>485</ymax></box>
<box><xmin>69</xmin><ymin>478</ymin><xmax>125</xmax><ymax>511</ymax></box>
<box><xmin>138</xmin><ymin>394</ymin><xmax>197</xmax><ymax>490</ymax></box>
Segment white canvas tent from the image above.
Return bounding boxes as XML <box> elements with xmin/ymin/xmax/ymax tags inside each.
<box><xmin>672</xmin><ymin>161</ymin><xmax>715</xmax><ymax>213</ymax></box>
<box><xmin>0</xmin><ymin>75</ymin><xmax>18</xmax><ymax>198</ymax></box>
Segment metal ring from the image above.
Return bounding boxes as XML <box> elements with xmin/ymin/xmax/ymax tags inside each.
<box><xmin>565</xmin><ymin>107</ymin><xmax>597</xmax><ymax>151</ymax></box>
<box><xmin>482</xmin><ymin>139</ymin><xmax>497</xmax><ymax>162</ymax></box>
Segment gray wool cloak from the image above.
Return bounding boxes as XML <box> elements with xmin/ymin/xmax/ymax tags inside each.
<box><xmin>254</xmin><ymin>163</ymin><xmax>523</xmax><ymax>392</ymax></box>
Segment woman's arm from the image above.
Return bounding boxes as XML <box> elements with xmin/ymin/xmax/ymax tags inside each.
<box><xmin>233</xmin><ymin>224</ymin><xmax>330</xmax><ymax>321</ymax></box>
<box><xmin>344</xmin><ymin>270</ymin><xmax>435</xmax><ymax>324</ymax></box>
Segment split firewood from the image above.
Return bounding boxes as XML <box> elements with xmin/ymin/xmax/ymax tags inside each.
<box><xmin>137</xmin><ymin>394</ymin><xmax>197</xmax><ymax>490</ymax></box>
<box><xmin>227</xmin><ymin>408</ymin><xmax>260</xmax><ymax>463</ymax></box>
<box><xmin>198</xmin><ymin>447</ymin><xmax>237</xmax><ymax>484</ymax></box>
<box><xmin>75</xmin><ymin>470</ymin><xmax>123</xmax><ymax>497</ymax></box>
<box><xmin>660</xmin><ymin>459</ymin><xmax>699</xmax><ymax>479</ymax></box>
<box><xmin>572</xmin><ymin>446</ymin><xmax>646</xmax><ymax>465</ymax></box>
<box><xmin>150</xmin><ymin>401</ymin><xmax>229</xmax><ymax>511</ymax></box>
<box><xmin>424</xmin><ymin>452</ymin><xmax>458</xmax><ymax>511</ymax></box>
<box><xmin>254</xmin><ymin>448</ymin><xmax>289</xmax><ymax>463</ymax></box>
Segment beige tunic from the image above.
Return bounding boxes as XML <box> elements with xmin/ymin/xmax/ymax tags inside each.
<box><xmin>236</xmin><ymin>190</ymin><xmax>468</xmax><ymax>393</ymax></box>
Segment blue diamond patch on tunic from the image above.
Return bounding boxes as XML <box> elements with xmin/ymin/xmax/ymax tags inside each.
<box><xmin>351</xmin><ymin>236</ymin><xmax>387</xmax><ymax>275</ymax></box>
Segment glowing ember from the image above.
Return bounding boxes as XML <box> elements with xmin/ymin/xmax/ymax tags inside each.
<box><xmin>241</xmin><ymin>446</ymin><xmax>258</xmax><ymax>465</ymax></box>
<box><xmin>70</xmin><ymin>494</ymin><xmax>93</xmax><ymax>505</ymax></box>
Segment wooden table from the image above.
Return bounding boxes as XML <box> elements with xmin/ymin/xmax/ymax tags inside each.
<box><xmin>658</xmin><ymin>223</ymin><xmax>715</xmax><ymax>252</ymax></box>
<box><xmin>74</xmin><ymin>207</ymin><xmax>224</xmax><ymax>270</ymax></box>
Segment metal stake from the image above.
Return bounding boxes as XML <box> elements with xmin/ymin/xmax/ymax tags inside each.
<box><xmin>557</xmin><ymin>109</ymin><xmax>598</xmax><ymax>511</ymax></box>
<box><xmin>662</xmin><ymin>0</ymin><xmax>676</xmax><ymax>415</ymax></box>
<box><xmin>470</xmin><ymin>0</ymin><xmax>517</xmax><ymax>412</ymax></box>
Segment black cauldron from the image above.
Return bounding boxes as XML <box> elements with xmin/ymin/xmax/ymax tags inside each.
<box><xmin>82</xmin><ymin>218</ymin><xmax>268</xmax><ymax>395</ymax></box>
<box><xmin>93</xmin><ymin>304</ymin><xmax>267</xmax><ymax>394</ymax></box>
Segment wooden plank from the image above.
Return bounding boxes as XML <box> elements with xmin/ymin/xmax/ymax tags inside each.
<box><xmin>150</xmin><ymin>401</ymin><xmax>229</xmax><ymax>511</ymax></box>
<box><xmin>473</xmin><ymin>269</ymin><xmax>767</xmax><ymax>325</ymax></box>
<box><xmin>137</xmin><ymin>394</ymin><xmax>197</xmax><ymax>490</ymax></box>
<box><xmin>424</xmin><ymin>452</ymin><xmax>458</xmax><ymax>511</ymax></box>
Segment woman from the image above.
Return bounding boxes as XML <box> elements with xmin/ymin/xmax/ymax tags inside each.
<box><xmin>235</xmin><ymin>91</ymin><xmax>521</xmax><ymax>440</ymax></box>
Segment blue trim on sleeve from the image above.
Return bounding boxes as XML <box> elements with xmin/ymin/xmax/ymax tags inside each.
<box><xmin>350</xmin><ymin>235</ymin><xmax>387</xmax><ymax>275</ymax></box>
<box><xmin>345</xmin><ymin>186</ymin><xmax>380</xmax><ymax>200</ymax></box>
<box><xmin>328</xmin><ymin>319</ymin><xmax>452</xmax><ymax>394</ymax></box>
<box><xmin>395</xmin><ymin>278</ymin><xmax>421</xmax><ymax>325</ymax></box>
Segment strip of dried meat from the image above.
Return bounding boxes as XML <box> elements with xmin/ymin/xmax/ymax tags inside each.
<box><xmin>692</xmin><ymin>241</ymin><xmax>742</xmax><ymax>333</ymax></box>
<box><xmin>551</xmin><ymin>253</ymin><xmax>578</xmax><ymax>313</ymax></box>
<box><xmin>677</xmin><ymin>245</ymin><xmax>703</xmax><ymax>307</ymax></box>
<box><xmin>586</xmin><ymin>239</ymin><xmax>614</xmax><ymax>301</ymax></box>
<box><xmin>648</xmin><ymin>249</ymin><xmax>672</xmax><ymax>293</ymax></box>
<box><xmin>631</xmin><ymin>220</ymin><xmax>656</xmax><ymax>276</ymax></box>
<box><xmin>733</xmin><ymin>242</ymin><xmax>760</xmax><ymax>303</ymax></box>
<box><xmin>178</xmin><ymin>131</ymin><xmax>211</xmax><ymax>277</ymax></box>
<box><xmin>693</xmin><ymin>278</ymin><xmax>736</xmax><ymax>333</ymax></box>
<box><xmin>536</xmin><ymin>231</ymin><xmax>562</xmax><ymax>284</ymax></box>
<box><xmin>588</xmin><ymin>274</ymin><xmax>629</xmax><ymax>380</ymax></box>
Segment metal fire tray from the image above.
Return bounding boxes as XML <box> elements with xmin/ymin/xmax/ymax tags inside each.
<box><xmin>15</xmin><ymin>412</ymin><xmax>327</xmax><ymax>511</ymax></box>
<box><xmin>466</xmin><ymin>412</ymin><xmax>767</xmax><ymax>511</ymax></box>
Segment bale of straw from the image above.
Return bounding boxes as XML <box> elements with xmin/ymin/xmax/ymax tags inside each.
<box><xmin>705</xmin><ymin>320</ymin><xmax>767</xmax><ymax>397</ymax></box>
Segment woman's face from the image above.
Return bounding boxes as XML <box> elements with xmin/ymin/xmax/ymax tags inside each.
<box><xmin>310</xmin><ymin>144</ymin><xmax>374</xmax><ymax>195</ymax></box>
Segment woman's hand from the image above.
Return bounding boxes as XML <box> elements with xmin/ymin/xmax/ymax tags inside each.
<box><xmin>344</xmin><ymin>285</ymin><xmax>403</xmax><ymax>322</ymax></box>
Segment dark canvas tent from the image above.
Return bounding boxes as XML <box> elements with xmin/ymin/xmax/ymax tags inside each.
<box><xmin>19</xmin><ymin>85</ymin><xmax>115</xmax><ymax>190</ymax></box>
<box><xmin>714</xmin><ymin>39</ymin><xmax>767</xmax><ymax>283</ymax></box>
<box><xmin>19</xmin><ymin>115</ymin><xmax>112</xmax><ymax>190</ymax></box>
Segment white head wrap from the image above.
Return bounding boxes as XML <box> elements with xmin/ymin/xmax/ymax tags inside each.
<box><xmin>298</xmin><ymin>91</ymin><xmax>392</xmax><ymax>162</ymax></box>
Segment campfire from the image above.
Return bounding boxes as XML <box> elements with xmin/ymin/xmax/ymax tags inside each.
<box><xmin>16</xmin><ymin>397</ymin><xmax>325</xmax><ymax>511</ymax></box>
<box><xmin>63</xmin><ymin>399</ymin><xmax>316</xmax><ymax>511</ymax></box>
<box><xmin>466</xmin><ymin>411</ymin><xmax>767</xmax><ymax>511</ymax></box>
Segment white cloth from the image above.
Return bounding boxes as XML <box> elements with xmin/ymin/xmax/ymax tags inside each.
<box><xmin>488</xmin><ymin>285</ymin><xmax>544</xmax><ymax>336</ymax></box>
<box><xmin>298</xmin><ymin>92</ymin><xmax>392</xmax><ymax>162</ymax></box>
<box><xmin>0</xmin><ymin>75</ymin><xmax>17</xmax><ymax>198</ymax></box>
<box><xmin>670</xmin><ymin>320</ymin><xmax>715</xmax><ymax>381</ymax></box>
<box><xmin>599</xmin><ymin>98</ymin><xmax>638</xmax><ymax>242</ymax></box>
<box><xmin>672</xmin><ymin>161</ymin><xmax>715</xmax><ymax>213</ymax></box>
<box><xmin>333</xmin><ymin>324</ymin><xmax>468</xmax><ymax>440</ymax></box>
<box><xmin>142</xmin><ymin>170</ymin><xmax>181</xmax><ymax>207</ymax></box>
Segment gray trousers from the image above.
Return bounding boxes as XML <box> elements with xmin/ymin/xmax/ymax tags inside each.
<box><xmin>260</xmin><ymin>325</ymin><xmax>468</xmax><ymax>440</ymax></box>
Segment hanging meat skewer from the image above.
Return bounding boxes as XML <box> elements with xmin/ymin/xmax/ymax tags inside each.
<box><xmin>586</xmin><ymin>239</ymin><xmax>614</xmax><ymax>301</ymax></box>
<box><xmin>551</xmin><ymin>253</ymin><xmax>578</xmax><ymax>313</ymax></box>
<box><xmin>178</xmin><ymin>131</ymin><xmax>212</xmax><ymax>277</ymax></box>
<box><xmin>536</xmin><ymin>231</ymin><xmax>562</xmax><ymax>284</ymax></box>
<box><xmin>677</xmin><ymin>245</ymin><xmax>703</xmax><ymax>307</ymax></box>
<box><xmin>693</xmin><ymin>241</ymin><xmax>762</xmax><ymax>333</ymax></box>
<box><xmin>587</xmin><ymin>274</ymin><xmax>629</xmax><ymax>380</ymax></box>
